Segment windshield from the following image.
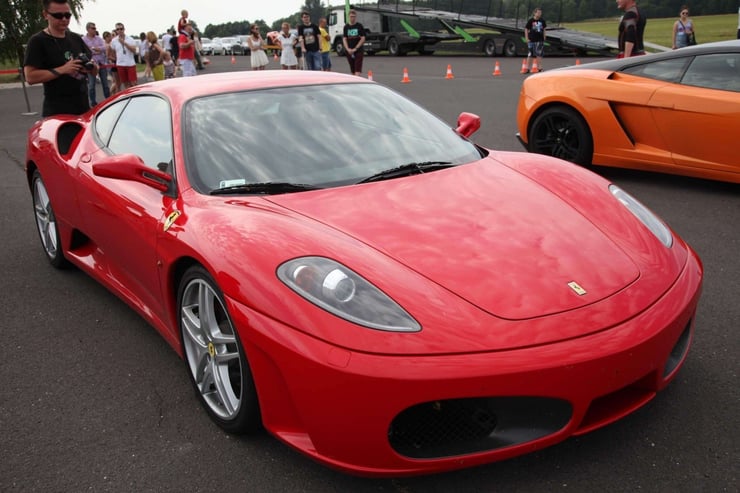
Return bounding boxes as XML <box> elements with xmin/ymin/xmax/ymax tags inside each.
<box><xmin>182</xmin><ymin>83</ymin><xmax>483</xmax><ymax>194</ymax></box>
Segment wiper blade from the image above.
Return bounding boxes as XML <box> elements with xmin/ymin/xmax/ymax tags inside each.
<box><xmin>210</xmin><ymin>182</ymin><xmax>320</xmax><ymax>195</ymax></box>
<box><xmin>356</xmin><ymin>161</ymin><xmax>454</xmax><ymax>184</ymax></box>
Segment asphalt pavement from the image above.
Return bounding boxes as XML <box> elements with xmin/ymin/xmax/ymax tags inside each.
<box><xmin>1</xmin><ymin>55</ymin><xmax>738</xmax><ymax>492</ymax></box>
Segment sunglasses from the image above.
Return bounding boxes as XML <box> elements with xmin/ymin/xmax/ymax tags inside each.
<box><xmin>681</xmin><ymin>11</ymin><xmax>688</xmax><ymax>15</ymax></box>
<box><xmin>48</xmin><ymin>11</ymin><xmax>73</xmax><ymax>19</ymax></box>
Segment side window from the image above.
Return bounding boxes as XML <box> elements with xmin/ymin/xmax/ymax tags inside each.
<box><xmin>681</xmin><ymin>54</ymin><xmax>740</xmax><ymax>92</ymax></box>
<box><xmin>107</xmin><ymin>96</ymin><xmax>173</xmax><ymax>169</ymax></box>
<box><xmin>621</xmin><ymin>57</ymin><xmax>689</xmax><ymax>83</ymax></box>
<box><xmin>94</xmin><ymin>100</ymin><xmax>127</xmax><ymax>146</ymax></box>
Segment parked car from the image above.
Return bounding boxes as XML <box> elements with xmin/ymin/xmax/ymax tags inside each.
<box><xmin>220</xmin><ymin>37</ymin><xmax>239</xmax><ymax>55</ymax></box>
<box><xmin>233</xmin><ymin>35</ymin><xmax>251</xmax><ymax>55</ymax></box>
<box><xmin>202</xmin><ymin>37</ymin><xmax>223</xmax><ymax>56</ymax></box>
<box><xmin>26</xmin><ymin>71</ymin><xmax>702</xmax><ymax>477</ymax></box>
<box><xmin>199</xmin><ymin>37</ymin><xmax>211</xmax><ymax>54</ymax></box>
<box><xmin>516</xmin><ymin>39</ymin><xmax>740</xmax><ymax>183</ymax></box>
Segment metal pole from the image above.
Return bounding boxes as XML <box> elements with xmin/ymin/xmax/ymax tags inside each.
<box><xmin>19</xmin><ymin>67</ymin><xmax>38</xmax><ymax>116</ymax></box>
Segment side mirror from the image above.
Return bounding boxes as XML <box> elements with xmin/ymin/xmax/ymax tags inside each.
<box><xmin>93</xmin><ymin>154</ymin><xmax>172</xmax><ymax>192</ymax></box>
<box><xmin>455</xmin><ymin>112</ymin><xmax>481</xmax><ymax>138</ymax></box>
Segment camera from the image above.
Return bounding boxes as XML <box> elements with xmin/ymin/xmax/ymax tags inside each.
<box><xmin>76</xmin><ymin>53</ymin><xmax>94</xmax><ymax>70</ymax></box>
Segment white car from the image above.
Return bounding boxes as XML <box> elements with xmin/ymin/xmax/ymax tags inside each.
<box><xmin>220</xmin><ymin>37</ymin><xmax>239</xmax><ymax>55</ymax></box>
<box><xmin>203</xmin><ymin>38</ymin><xmax>224</xmax><ymax>56</ymax></box>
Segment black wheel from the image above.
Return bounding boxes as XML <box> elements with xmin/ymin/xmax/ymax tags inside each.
<box><xmin>178</xmin><ymin>265</ymin><xmax>260</xmax><ymax>434</ymax></box>
<box><xmin>483</xmin><ymin>38</ymin><xmax>496</xmax><ymax>57</ymax></box>
<box><xmin>503</xmin><ymin>39</ymin><xmax>517</xmax><ymax>57</ymax></box>
<box><xmin>528</xmin><ymin>106</ymin><xmax>593</xmax><ymax>166</ymax></box>
<box><xmin>334</xmin><ymin>39</ymin><xmax>345</xmax><ymax>56</ymax></box>
<box><xmin>31</xmin><ymin>169</ymin><xmax>67</xmax><ymax>268</ymax></box>
<box><xmin>387</xmin><ymin>37</ymin><xmax>400</xmax><ymax>56</ymax></box>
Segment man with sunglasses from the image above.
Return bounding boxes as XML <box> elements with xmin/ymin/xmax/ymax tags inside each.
<box><xmin>24</xmin><ymin>0</ymin><xmax>98</xmax><ymax>116</ymax></box>
<box><xmin>110</xmin><ymin>23</ymin><xmax>138</xmax><ymax>89</ymax></box>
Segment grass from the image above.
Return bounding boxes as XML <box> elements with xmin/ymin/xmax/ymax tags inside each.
<box><xmin>562</xmin><ymin>13</ymin><xmax>738</xmax><ymax>49</ymax></box>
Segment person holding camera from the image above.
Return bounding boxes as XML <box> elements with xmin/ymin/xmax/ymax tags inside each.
<box><xmin>23</xmin><ymin>0</ymin><xmax>98</xmax><ymax>116</ymax></box>
<box><xmin>110</xmin><ymin>22</ymin><xmax>138</xmax><ymax>89</ymax></box>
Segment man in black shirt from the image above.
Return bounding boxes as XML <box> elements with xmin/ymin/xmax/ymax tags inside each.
<box><xmin>24</xmin><ymin>0</ymin><xmax>97</xmax><ymax>117</ymax></box>
<box><xmin>298</xmin><ymin>11</ymin><xmax>322</xmax><ymax>70</ymax></box>
<box><xmin>617</xmin><ymin>0</ymin><xmax>646</xmax><ymax>58</ymax></box>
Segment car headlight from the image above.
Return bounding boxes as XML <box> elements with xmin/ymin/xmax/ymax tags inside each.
<box><xmin>610</xmin><ymin>185</ymin><xmax>673</xmax><ymax>248</ymax></box>
<box><xmin>277</xmin><ymin>256</ymin><xmax>421</xmax><ymax>332</ymax></box>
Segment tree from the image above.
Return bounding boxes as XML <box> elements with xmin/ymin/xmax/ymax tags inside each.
<box><xmin>302</xmin><ymin>0</ymin><xmax>328</xmax><ymax>21</ymax></box>
<box><xmin>0</xmin><ymin>0</ymin><xmax>86</xmax><ymax>66</ymax></box>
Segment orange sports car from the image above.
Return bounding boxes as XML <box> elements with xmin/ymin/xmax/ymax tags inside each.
<box><xmin>516</xmin><ymin>40</ymin><xmax>740</xmax><ymax>183</ymax></box>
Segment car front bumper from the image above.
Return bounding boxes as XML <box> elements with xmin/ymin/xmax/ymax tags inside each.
<box><xmin>227</xmin><ymin>249</ymin><xmax>702</xmax><ymax>477</ymax></box>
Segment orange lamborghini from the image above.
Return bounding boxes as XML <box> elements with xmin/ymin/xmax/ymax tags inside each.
<box><xmin>516</xmin><ymin>40</ymin><xmax>740</xmax><ymax>183</ymax></box>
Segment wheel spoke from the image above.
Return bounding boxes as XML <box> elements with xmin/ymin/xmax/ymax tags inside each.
<box><xmin>212</xmin><ymin>358</ymin><xmax>239</xmax><ymax>414</ymax></box>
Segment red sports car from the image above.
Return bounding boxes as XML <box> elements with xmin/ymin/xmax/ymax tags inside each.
<box><xmin>26</xmin><ymin>71</ymin><xmax>702</xmax><ymax>477</ymax></box>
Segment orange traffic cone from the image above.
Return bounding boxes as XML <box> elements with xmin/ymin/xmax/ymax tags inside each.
<box><xmin>520</xmin><ymin>59</ymin><xmax>528</xmax><ymax>74</ymax></box>
<box><xmin>493</xmin><ymin>61</ymin><xmax>502</xmax><ymax>76</ymax></box>
<box><xmin>231</xmin><ymin>55</ymin><xmax>236</xmax><ymax>65</ymax></box>
<box><xmin>367</xmin><ymin>70</ymin><xmax>373</xmax><ymax>81</ymax></box>
<box><xmin>445</xmin><ymin>64</ymin><xmax>454</xmax><ymax>79</ymax></box>
<box><xmin>575</xmin><ymin>58</ymin><xmax>581</xmax><ymax>65</ymax></box>
<box><xmin>401</xmin><ymin>67</ymin><xmax>411</xmax><ymax>83</ymax></box>
<box><xmin>531</xmin><ymin>60</ymin><xmax>540</xmax><ymax>73</ymax></box>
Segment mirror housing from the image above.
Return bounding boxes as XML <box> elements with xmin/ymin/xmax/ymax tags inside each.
<box><xmin>93</xmin><ymin>154</ymin><xmax>172</xmax><ymax>192</ymax></box>
<box><xmin>456</xmin><ymin>112</ymin><xmax>481</xmax><ymax>138</ymax></box>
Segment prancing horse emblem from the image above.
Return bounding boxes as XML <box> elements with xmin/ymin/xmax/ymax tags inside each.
<box><xmin>568</xmin><ymin>281</ymin><xmax>587</xmax><ymax>296</ymax></box>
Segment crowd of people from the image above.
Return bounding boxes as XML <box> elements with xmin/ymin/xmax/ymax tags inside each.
<box><xmin>22</xmin><ymin>0</ymin><xmax>369</xmax><ymax>117</ymax></box>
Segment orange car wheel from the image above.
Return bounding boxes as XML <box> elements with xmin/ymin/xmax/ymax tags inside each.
<box><xmin>529</xmin><ymin>106</ymin><xmax>593</xmax><ymax>166</ymax></box>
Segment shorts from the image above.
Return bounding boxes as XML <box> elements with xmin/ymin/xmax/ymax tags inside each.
<box><xmin>528</xmin><ymin>41</ymin><xmax>544</xmax><ymax>58</ymax></box>
<box><xmin>117</xmin><ymin>65</ymin><xmax>137</xmax><ymax>84</ymax></box>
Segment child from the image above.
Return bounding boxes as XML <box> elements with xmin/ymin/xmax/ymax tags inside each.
<box><xmin>163</xmin><ymin>50</ymin><xmax>175</xmax><ymax>79</ymax></box>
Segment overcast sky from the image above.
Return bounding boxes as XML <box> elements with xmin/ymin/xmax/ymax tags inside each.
<box><xmin>71</xmin><ymin>0</ymin><xmax>313</xmax><ymax>35</ymax></box>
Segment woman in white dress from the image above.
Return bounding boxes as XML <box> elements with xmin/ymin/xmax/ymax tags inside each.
<box><xmin>278</xmin><ymin>22</ymin><xmax>298</xmax><ymax>70</ymax></box>
<box><xmin>247</xmin><ymin>24</ymin><xmax>269</xmax><ymax>70</ymax></box>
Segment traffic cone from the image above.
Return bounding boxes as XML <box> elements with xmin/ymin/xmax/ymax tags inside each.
<box><xmin>531</xmin><ymin>60</ymin><xmax>539</xmax><ymax>73</ymax></box>
<box><xmin>401</xmin><ymin>67</ymin><xmax>411</xmax><ymax>83</ymax></box>
<box><xmin>231</xmin><ymin>55</ymin><xmax>236</xmax><ymax>65</ymax></box>
<box><xmin>575</xmin><ymin>58</ymin><xmax>581</xmax><ymax>65</ymax></box>
<box><xmin>493</xmin><ymin>61</ymin><xmax>502</xmax><ymax>76</ymax></box>
<box><xmin>367</xmin><ymin>70</ymin><xmax>373</xmax><ymax>81</ymax></box>
<box><xmin>445</xmin><ymin>64</ymin><xmax>454</xmax><ymax>79</ymax></box>
<box><xmin>520</xmin><ymin>59</ymin><xmax>528</xmax><ymax>73</ymax></box>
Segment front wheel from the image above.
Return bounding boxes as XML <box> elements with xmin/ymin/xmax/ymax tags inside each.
<box><xmin>334</xmin><ymin>39</ymin><xmax>345</xmax><ymax>56</ymax></box>
<box><xmin>528</xmin><ymin>106</ymin><xmax>593</xmax><ymax>166</ymax></box>
<box><xmin>31</xmin><ymin>170</ymin><xmax>67</xmax><ymax>268</ymax></box>
<box><xmin>387</xmin><ymin>37</ymin><xmax>400</xmax><ymax>56</ymax></box>
<box><xmin>178</xmin><ymin>265</ymin><xmax>260</xmax><ymax>434</ymax></box>
<box><xmin>483</xmin><ymin>38</ymin><xmax>496</xmax><ymax>56</ymax></box>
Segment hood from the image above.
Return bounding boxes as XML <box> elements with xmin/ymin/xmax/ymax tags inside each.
<box><xmin>267</xmin><ymin>159</ymin><xmax>639</xmax><ymax>320</ymax></box>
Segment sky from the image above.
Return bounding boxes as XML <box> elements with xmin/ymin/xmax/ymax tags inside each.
<box><xmin>71</xmin><ymin>0</ymin><xmax>311</xmax><ymax>36</ymax></box>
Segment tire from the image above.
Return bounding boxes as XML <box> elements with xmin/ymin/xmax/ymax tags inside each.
<box><xmin>503</xmin><ymin>39</ymin><xmax>517</xmax><ymax>57</ymax></box>
<box><xmin>528</xmin><ymin>106</ymin><xmax>593</xmax><ymax>166</ymax></box>
<box><xmin>483</xmin><ymin>38</ymin><xmax>496</xmax><ymax>57</ymax></box>
<box><xmin>387</xmin><ymin>37</ymin><xmax>400</xmax><ymax>56</ymax></box>
<box><xmin>334</xmin><ymin>39</ymin><xmax>345</xmax><ymax>56</ymax></box>
<box><xmin>31</xmin><ymin>169</ymin><xmax>67</xmax><ymax>268</ymax></box>
<box><xmin>178</xmin><ymin>265</ymin><xmax>260</xmax><ymax>434</ymax></box>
